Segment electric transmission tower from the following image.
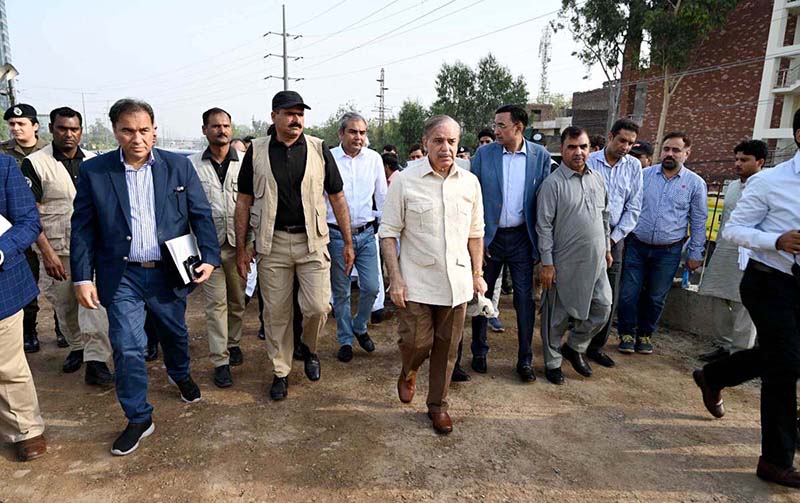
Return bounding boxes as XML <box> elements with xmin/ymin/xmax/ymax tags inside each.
<box><xmin>538</xmin><ymin>26</ymin><xmax>552</xmax><ymax>102</ymax></box>
<box><xmin>374</xmin><ymin>68</ymin><xmax>389</xmax><ymax>128</ymax></box>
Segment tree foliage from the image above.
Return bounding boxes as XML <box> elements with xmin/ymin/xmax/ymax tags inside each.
<box><xmin>84</xmin><ymin>118</ymin><xmax>115</xmax><ymax>151</ymax></box>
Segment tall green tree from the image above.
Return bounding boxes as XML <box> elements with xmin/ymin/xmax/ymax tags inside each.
<box><xmin>395</xmin><ymin>99</ymin><xmax>428</xmax><ymax>157</ymax></box>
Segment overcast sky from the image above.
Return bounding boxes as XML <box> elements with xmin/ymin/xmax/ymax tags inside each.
<box><xmin>10</xmin><ymin>0</ymin><xmax>606</xmax><ymax>139</ymax></box>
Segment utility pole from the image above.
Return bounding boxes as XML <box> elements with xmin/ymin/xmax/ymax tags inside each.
<box><xmin>264</xmin><ymin>4</ymin><xmax>304</xmax><ymax>89</ymax></box>
<box><xmin>374</xmin><ymin>68</ymin><xmax>388</xmax><ymax>129</ymax></box>
<box><xmin>81</xmin><ymin>92</ymin><xmax>88</xmax><ymax>136</ymax></box>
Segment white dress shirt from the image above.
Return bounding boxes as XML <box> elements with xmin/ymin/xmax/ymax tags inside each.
<box><xmin>327</xmin><ymin>145</ymin><xmax>387</xmax><ymax>227</ymax></box>
<box><xmin>499</xmin><ymin>144</ymin><xmax>526</xmax><ymax>228</ymax></box>
<box><xmin>724</xmin><ymin>149</ymin><xmax>800</xmax><ymax>275</ymax></box>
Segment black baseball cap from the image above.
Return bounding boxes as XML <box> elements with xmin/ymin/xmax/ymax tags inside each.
<box><xmin>630</xmin><ymin>141</ymin><xmax>653</xmax><ymax>157</ymax></box>
<box><xmin>4</xmin><ymin>103</ymin><xmax>38</xmax><ymax>122</ymax></box>
<box><xmin>271</xmin><ymin>91</ymin><xmax>311</xmax><ymax>111</ymax></box>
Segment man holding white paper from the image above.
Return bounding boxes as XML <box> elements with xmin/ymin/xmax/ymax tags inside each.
<box><xmin>70</xmin><ymin>99</ymin><xmax>220</xmax><ymax>456</ymax></box>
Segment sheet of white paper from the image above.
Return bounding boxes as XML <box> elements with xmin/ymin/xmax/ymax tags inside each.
<box><xmin>165</xmin><ymin>234</ymin><xmax>201</xmax><ymax>285</ymax></box>
<box><xmin>0</xmin><ymin>213</ymin><xmax>11</xmax><ymax>236</ymax></box>
<box><xmin>738</xmin><ymin>246</ymin><xmax>752</xmax><ymax>271</ymax></box>
<box><xmin>246</xmin><ymin>259</ymin><xmax>257</xmax><ymax>297</ymax></box>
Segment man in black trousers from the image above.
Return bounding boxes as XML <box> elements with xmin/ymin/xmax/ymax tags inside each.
<box><xmin>693</xmin><ymin>109</ymin><xmax>800</xmax><ymax>488</ymax></box>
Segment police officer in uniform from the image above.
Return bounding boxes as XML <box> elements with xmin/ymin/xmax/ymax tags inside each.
<box><xmin>2</xmin><ymin>104</ymin><xmax>48</xmax><ymax>352</ymax></box>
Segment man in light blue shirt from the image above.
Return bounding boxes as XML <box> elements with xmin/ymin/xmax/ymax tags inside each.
<box><xmin>585</xmin><ymin>119</ymin><xmax>642</xmax><ymax>368</ymax></box>
<box><xmin>617</xmin><ymin>131</ymin><xmax>707</xmax><ymax>355</ymax></box>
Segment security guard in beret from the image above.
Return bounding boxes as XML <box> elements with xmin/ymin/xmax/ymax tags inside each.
<box><xmin>2</xmin><ymin>104</ymin><xmax>48</xmax><ymax>352</ymax></box>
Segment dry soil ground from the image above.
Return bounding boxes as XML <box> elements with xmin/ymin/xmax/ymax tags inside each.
<box><xmin>1</xmin><ymin>292</ymin><xmax>798</xmax><ymax>503</ymax></box>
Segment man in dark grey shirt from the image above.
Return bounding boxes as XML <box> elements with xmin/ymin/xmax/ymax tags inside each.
<box><xmin>536</xmin><ymin>126</ymin><xmax>612</xmax><ymax>385</ymax></box>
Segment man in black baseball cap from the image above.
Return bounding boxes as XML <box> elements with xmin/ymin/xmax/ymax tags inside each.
<box><xmin>271</xmin><ymin>90</ymin><xmax>311</xmax><ymax>111</ymax></box>
<box><xmin>630</xmin><ymin>140</ymin><xmax>653</xmax><ymax>168</ymax></box>
<box><xmin>1</xmin><ymin>104</ymin><xmax>47</xmax><ymax>165</ymax></box>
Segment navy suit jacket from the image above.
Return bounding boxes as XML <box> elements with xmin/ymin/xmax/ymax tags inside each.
<box><xmin>70</xmin><ymin>148</ymin><xmax>221</xmax><ymax>307</ymax></box>
<box><xmin>470</xmin><ymin>139</ymin><xmax>551</xmax><ymax>260</ymax></box>
<box><xmin>0</xmin><ymin>154</ymin><xmax>41</xmax><ymax>320</ymax></box>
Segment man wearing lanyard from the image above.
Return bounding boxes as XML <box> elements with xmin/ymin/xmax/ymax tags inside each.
<box><xmin>328</xmin><ymin>112</ymin><xmax>386</xmax><ymax>363</ymax></box>
<box><xmin>616</xmin><ymin>132</ymin><xmax>707</xmax><ymax>355</ymax></box>
<box><xmin>693</xmin><ymin>109</ymin><xmax>800</xmax><ymax>487</ymax></box>
<box><xmin>585</xmin><ymin>119</ymin><xmax>643</xmax><ymax>368</ymax></box>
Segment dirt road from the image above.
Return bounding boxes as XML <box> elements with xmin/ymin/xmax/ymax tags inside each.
<box><xmin>0</xmin><ymin>294</ymin><xmax>795</xmax><ymax>503</ymax></box>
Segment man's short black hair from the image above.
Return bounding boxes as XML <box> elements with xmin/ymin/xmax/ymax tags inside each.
<box><xmin>590</xmin><ymin>135</ymin><xmax>606</xmax><ymax>149</ymax></box>
<box><xmin>382</xmin><ymin>152</ymin><xmax>399</xmax><ymax>172</ymax></box>
<box><xmin>382</xmin><ymin>144</ymin><xmax>396</xmax><ymax>153</ymax></box>
<box><xmin>477</xmin><ymin>128</ymin><xmax>495</xmax><ymax>141</ymax></box>
<box><xmin>610</xmin><ymin>118</ymin><xmax>639</xmax><ymax>136</ymax></box>
<box><xmin>733</xmin><ymin>139</ymin><xmax>769</xmax><ymax>161</ymax></box>
<box><xmin>50</xmin><ymin>107</ymin><xmax>82</xmax><ymax>127</ymax></box>
<box><xmin>109</xmin><ymin>98</ymin><xmax>154</xmax><ymax>127</ymax></box>
<box><xmin>408</xmin><ymin>143</ymin><xmax>423</xmax><ymax>154</ymax></box>
<box><xmin>793</xmin><ymin>108</ymin><xmax>800</xmax><ymax>148</ymax></box>
<box><xmin>561</xmin><ymin>126</ymin><xmax>589</xmax><ymax>144</ymax></box>
<box><xmin>495</xmin><ymin>105</ymin><xmax>528</xmax><ymax>127</ymax></box>
<box><xmin>202</xmin><ymin>107</ymin><xmax>231</xmax><ymax>126</ymax></box>
<box><xmin>663</xmin><ymin>131</ymin><xmax>691</xmax><ymax>148</ymax></box>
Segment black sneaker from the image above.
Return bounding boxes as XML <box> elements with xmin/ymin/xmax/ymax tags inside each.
<box><xmin>355</xmin><ymin>332</ymin><xmax>376</xmax><ymax>353</ymax></box>
<box><xmin>213</xmin><ymin>365</ymin><xmax>233</xmax><ymax>388</ymax></box>
<box><xmin>111</xmin><ymin>419</ymin><xmax>155</xmax><ymax>456</ymax></box>
<box><xmin>270</xmin><ymin>376</ymin><xmax>288</xmax><ymax>401</ymax></box>
<box><xmin>85</xmin><ymin>361</ymin><xmax>114</xmax><ymax>386</ymax></box>
<box><xmin>229</xmin><ymin>346</ymin><xmax>244</xmax><ymax>366</ymax></box>
<box><xmin>635</xmin><ymin>335</ymin><xmax>654</xmax><ymax>355</ymax></box>
<box><xmin>168</xmin><ymin>375</ymin><xmax>202</xmax><ymax>403</ymax></box>
<box><xmin>618</xmin><ymin>334</ymin><xmax>635</xmax><ymax>354</ymax></box>
<box><xmin>337</xmin><ymin>345</ymin><xmax>353</xmax><ymax>363</ymax></box>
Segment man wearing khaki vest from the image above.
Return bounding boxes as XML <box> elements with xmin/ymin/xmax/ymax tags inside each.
<box><xmin>189</xmin><ymin>108</ymin><xmax>249</xmax><ymax>388</ymax></box>
<box><xmin>19</xmin><ymin>107</ymin><xmax>113</xmax><ymax>385</ymax></box>
<box><xmin>235</xmin><ymin>91</ymin><xmax>354</xmax><ymax>401</ymax></box>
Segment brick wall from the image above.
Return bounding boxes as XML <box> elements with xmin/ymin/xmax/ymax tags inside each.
<box><xmin>618</xmin><ymin>0</ymin><xmax>772</xmax><ymax>180</ymax></box>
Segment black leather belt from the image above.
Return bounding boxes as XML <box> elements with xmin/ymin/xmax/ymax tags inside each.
<box><xmin>275</xmin><ymin>225</ymin><xmax>306</xmax><ymax>234</ymax></box>
<box><xmin>330</xmin><ymin>221</ymin><xmax>375</xmax><ymax>235</ymax></box>
<box><xmin>631</xmin><ymin>234</ymin><xmax>685</xmax><ymax>249</ymax></box>
<box><xmin>128</xmin><ymin>261</ymin><xmax>161</xmax><ymax>268</ymax></box>
<box><xmin>749</xmin><ymin>260</ymin><xmax>790</xmax><ymax>277</ymax></box>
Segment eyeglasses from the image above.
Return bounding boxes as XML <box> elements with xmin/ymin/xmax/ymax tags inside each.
<box><xmin>492</xmin><ymin>123</ymin><xmax>510</xmax><ymax>131</ymax></box>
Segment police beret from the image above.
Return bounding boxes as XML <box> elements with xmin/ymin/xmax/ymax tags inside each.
<box><xmin>4</xmin><ymin>103</ymin><xmax>37</xmax><ymax>121</ymax></box>
<box><xmin>457</xmin><ymin>146</ymin><xmax>471</xmax><ymax>154</ymax></box>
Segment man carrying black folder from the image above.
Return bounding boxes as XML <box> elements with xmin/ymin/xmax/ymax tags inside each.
<box><xmin>70</xmin><ymin>99</ymin><xmax>220</xmax><ymax>456</ymax></box>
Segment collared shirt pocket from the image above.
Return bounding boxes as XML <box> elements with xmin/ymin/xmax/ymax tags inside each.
<box><xmin>411</xmin><ymin>251</ymin><xmax>436</xmax><ymax>267</ymax></box>
<box><xmin>671</xmin><ymin>186</ymin><xmax>691</xmax><ymax>211</ymax></box>
<box><xmin>407</xmin><ymin>200</ymin><xmax>434</xmax><ymax>231</ymax></box>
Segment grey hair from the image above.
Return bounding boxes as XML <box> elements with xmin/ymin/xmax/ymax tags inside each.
<box><xmin>423</xmin><ymin>115</ymin><xmax>460</xmax><ymax>137</ymax></box>
<box><xmin>109</xmin><ymin>98</ymin><xmax>155</xmax><ymax>126</ymax></box>
<box><xmin>338</xmin><ymin>112</ymin><xmax>367</xmax><ymax>133</ymax></box>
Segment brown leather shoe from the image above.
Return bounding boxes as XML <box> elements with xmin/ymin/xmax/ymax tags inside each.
<box><xmin>427</xmin><ymin>411</ymin><xmax>453</xmax><ymax>434</ymax></box>
<box><xmin>397</xmin><ymin>371</ymin><xmax>416</xmax><ymax>403</ymax></box>
<box><xmin>693</xmin><ymin>369</ymin><xmax>724</xmax><ymax>418</ymax></box>
<box><xmin>15</xmin><ymin>434</ymin><xmax>46</xmax><ymax>461</ymax></box>
<box><xmin>757</xmin><ymin>457</ymin><xmax>800</xmax><ymax>488</ymax></box>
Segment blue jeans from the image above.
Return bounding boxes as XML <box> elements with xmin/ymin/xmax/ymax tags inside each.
<box><xmin>328</xmin><ymin>226</ymin><xmax>380</xmax><ymax>347</ymax></box>
<box><xmin>617</xmin><ymin>236</ymin><xmax>683</xmax><ymax>337</ymax></box>
<box><xmin>106</xmin><ymin>265</ymin><xmax>191</xmax><ymax>423</ymax></box>
<box><xmin>465</xmin><ymin>225</ymin><xmax>535</xmax><ymax>366</ymax></box>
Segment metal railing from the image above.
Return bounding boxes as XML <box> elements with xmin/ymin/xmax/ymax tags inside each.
<box><xmin>775</xmin><ymin>64</ymin><xmax>800</xmax><ymax>89</ymax></box>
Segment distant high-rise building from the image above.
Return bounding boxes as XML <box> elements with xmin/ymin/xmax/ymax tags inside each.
<box><xmin>0</xmin><ymin>0</ymin><xmax>12</xmax><ymax>110</ymax></box>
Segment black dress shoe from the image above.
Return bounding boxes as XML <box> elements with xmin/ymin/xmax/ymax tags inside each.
<box><xmin>270</xmin><ymin>376</ymin><xmax>288</xmax><ymax>401</ymax></box>
<box><xmin>698</xmin><ymin>346</ymin><xmax>730</xmax><ymax>363</ymax></box>
<box><xmin>62</xmin><ymin>349</ymin><xmax>84</xmax><ymax>373</ymax></box>
<box><xmin>304</xmin><ymin>353</ymin><xmax>321</xmax><ymax>381</ymax></box>
<box><xmin>693</xmin><ymin>369</ymin><xmax>724</xmax><ymax>418</ymax></box>
<box><xmin>545</xmin><ymin>367</ymin><xmax>565</xmax><ymax>385</ymax></box>
<box><xmin>451</xmin><ymin>365</ymin><xmax>471</xmax><ymax>382</ymax></box>
<box><xmin>370</xmin><ymin>309</ymin><xmax>384</xmax><ymax>325</ymax></box>
<box><xmin>229</xmin><ymin>346</ymin><xmax>244</xmax><ymax>366</ymax></box>
<box><xmin>23</xmin><ymin>333</ymin><xmax>40</xmax><ymax>353</ymax></box>
<box><xmin>757</xmin><ymin>457</ymin><xmax>800</xmax><ymax>488</ymax></box>
<box><xmin>213</xmin><ymin>365</ymin><xmax>233</xmax><ymax>388</ymax></box>
<box><xmin>257</xmin><ymin>326</ymin><xmax>266</xmax><ymax>341</ymax></box>
<box><xmin>471</xmin><ymin>355</ymin><xmax>487</xmax><ymax>374</ymax></box>
<box><xmin>587</xmin><ymin>349</ymin><xmax>616</xmax><ymax>368</ymax></box>
<box><xmin>293</xmin><ymin>342</ymin><xmax>309</xmax><ymax>361</ymax></box>
<box><xmin>516</xmin><ymin>364</ymin><xmax>536</xmax><ymax>383</ymax></box>
<box><xmin>111</xmin><ymin>419</ymin><xmax>154</xmax><ymax>456</ymax></box>
<box><xmin>55</xmin><ymin>330</ymin><xmax>68</xmax><ymax>348</ymax></box>
<box><xmin>169</xmin><ymin>375</ymin><xmax>202</xmax><ymax>403</ymax></box>
<box><xmin>355</xmin><ymin>332</ymin><xmax>376</xmax><ymax>353</ymax></box>
<box><xmin>85</xmin><ymin>361</ymin><xmax>114</xmax><ymax>386</ymax></box>
<box><xmin>337</xmin><ymin>345</ymin><xmax>353</xmax><ymax>363</ymax></box>
<box><xmin>145</xmin><ymin>342</ymin><xmax>159</xmax><ymax>362</ymax></box>
<box><xmin>562</xmin><ymin>344</ymin><xmax>593</xmax><ymax>377</ymax></box>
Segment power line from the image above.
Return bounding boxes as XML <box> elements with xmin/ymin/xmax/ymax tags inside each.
<box><xmin>290</xmin><ymin>0</ymin><xmax>348</xmax><ymax>29</ymax></box>
<box><xmin>295</xmin><ymin>0</ymin><xmax>402</xmax><ymax>52</ymax></box>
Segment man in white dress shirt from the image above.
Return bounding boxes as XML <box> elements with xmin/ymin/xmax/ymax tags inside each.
<box><xmin>693</xmin><ymin>109</ymin><xmax>800</xmax><ymax>488</ymax></box>
<box><xmin>328</xmin><ymin>112</ymin><xmax>387</xmax><ymax>363</ymax></box>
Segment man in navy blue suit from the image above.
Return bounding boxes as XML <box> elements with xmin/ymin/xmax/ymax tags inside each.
<box><xmin>458</xmin><ymin>105</ymin><xmax>551</xmax><ymax>382</ymax></box>
<box><xmin>71</xmin><ymin>99</ymin><xmax>221</xmax><ymax>456</ymax></box>
<box><xmin>0</xmin><ymin>153</ymin><xmax>47</xmax><ymax>461</ymax></box>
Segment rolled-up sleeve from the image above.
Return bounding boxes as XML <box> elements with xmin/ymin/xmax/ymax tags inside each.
<box><xmin>378</xmin><ymin>173</ymin><xmax>404</xmax><ymax>239</ymax></box>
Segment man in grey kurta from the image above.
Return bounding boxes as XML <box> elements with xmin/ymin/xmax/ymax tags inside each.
<box><xmin>697</xmin><ymin>140</ymin><xmax>764</xmax><ymax>362</ymax></box>
<box><xmin>536</xmin><ymin>127</ymin><xmax>612</xmax><ymax>385</ymax></box>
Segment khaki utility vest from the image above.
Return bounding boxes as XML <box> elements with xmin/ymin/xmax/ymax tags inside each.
<box><xmin>27</xmin><ymin>145</ymin><xmax>95</xmax><ymax>255</ymax></box>
<box><xmin>250</xmin><ymin>134</ymin><xmax>329</xmax><ymax>255</ymax></box>
<box><xmin>189</xmin><ymin>150</ymin><xmax>250</xmax><ymax>247</ymax></box>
